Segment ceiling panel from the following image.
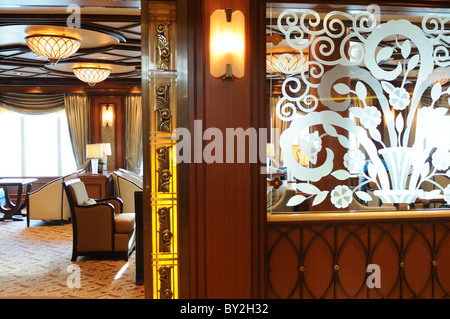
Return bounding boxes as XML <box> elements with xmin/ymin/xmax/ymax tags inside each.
<box><xmin>0</xmin><ymin>2</ymin><xmax>141</xmax><ymax>86</ymax></box>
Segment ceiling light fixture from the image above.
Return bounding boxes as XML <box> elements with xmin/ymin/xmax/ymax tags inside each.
<box><xmin>25</xmin><ymin>34</ymin><xmax>81</xmax><ymax>64</ymax></box>
<box><xmin>73</xmin><ymin>66</ymin><xmax>111</xmax><ymax>86</ymax></box>
<box><xmin>266</xmin><ymin>53</ymin><xmax>307</xmax><ymax>77</ymax></box>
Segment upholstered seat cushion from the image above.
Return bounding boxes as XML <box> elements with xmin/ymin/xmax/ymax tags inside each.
<box><xmin>114</xmin><ymin>213</ymin><xmax>135</xmax><ymax>234</ymax></box>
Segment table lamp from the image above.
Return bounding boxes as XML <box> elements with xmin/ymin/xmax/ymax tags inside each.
<box><xmin>101</xmin><ymin>143</ymin><xmax>112</xmax><ymax>171</ymax></box>
<box><xmin>86</xmin><ymin>143</ymin><xmax>103</xmax><ymax>174</ymax></box>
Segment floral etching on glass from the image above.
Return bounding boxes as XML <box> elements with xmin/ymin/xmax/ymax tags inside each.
<box><xmin>274</xmin><ymin>10</ymin><xmax>450</xmax><ymax>209</ymax></box>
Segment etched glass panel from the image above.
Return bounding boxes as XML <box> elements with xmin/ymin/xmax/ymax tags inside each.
<box><xmin>267</xmin><ymin>4</ymin><xmax>450</xmax><ymax>212</ymax></box>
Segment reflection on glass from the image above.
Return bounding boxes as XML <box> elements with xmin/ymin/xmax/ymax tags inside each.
<box><xmin>267</xmin><ymin>3</ymin><xmax>450</xmax><ymax>214</ymax></box>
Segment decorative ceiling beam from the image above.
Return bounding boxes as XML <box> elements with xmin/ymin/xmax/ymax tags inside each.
<box><xmin>0</xmin><ymin>13</ymin><xmax>140</xmax><ymax>23</ymax></box>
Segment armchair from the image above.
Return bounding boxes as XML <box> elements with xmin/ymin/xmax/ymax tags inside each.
<box><xmin>63</xmin><ymin>178</ymin><xmax>136</xmax><ymax>261</ymax></box>
<box><xmin>268</xmin><ymin>186</ymin><xmax>296</xmax><ymax>213</ymax></box>
<box><xmin>27</xmin><ymin>170</ymin><xmax>83</xmax><ymax>227</ymax></box>
<box><xmin>112</xmin><ymin>170</ymin><xmax>143</xmax><ymax>214</ymax></box>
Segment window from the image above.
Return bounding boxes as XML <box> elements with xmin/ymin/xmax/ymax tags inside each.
<box><xmin>267</xmin><ymin>3</ymin><xmax>450</xmax><ymax>212</ymax></box>
<box><xmin>0</xmin><ymin>108</ymin><xmax>77</xmax><ymax>177</ymax></box>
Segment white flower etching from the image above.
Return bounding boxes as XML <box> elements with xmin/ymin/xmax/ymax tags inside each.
<box><xmin>388</xmin><ymin>87</ymin><xmax>410</xmax><ymax>111</ymax></box>
<box><xmin>360</xmin><ymin>106</ymin><xmax>382</xmax><ymax>130</ymax></box>
<box><xmin>330</xmin><ymin>185</ymin><xmax>353</xmax><ymax>209</ymax></box>
<box><xmin>444</xmin><ymin>185</ymin><xmax>450</xmax><ymax>204</ymax></box>
<box><xmin>432</xmin><ymin>148</ymin><xmax>450</xmax><ymax>171</ymax></box>
<box><xmin>299</xmin><ymin>131</ymin><xmax>322</xmax><ymax>164</ymax></box>
<box><xmin>275</xmin><ymin>10</ymin><xmax>450</xmax><ymax>208</ymax></box>
<box><xmin>343</xmin><ymin>149</ymin><xmax>366</xmax><ymax>173</ymax></box>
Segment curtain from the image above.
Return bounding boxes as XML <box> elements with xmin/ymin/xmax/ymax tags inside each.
<box><xmin>125</xmin><ymin>94</ymin><xmax>143</xmax><ymax>174</ymax></box>
<box><xmin>270</xmin><ymin>96</ymin><xmax>290</xmax><ymax>167</ymax></box>
<box><xmin>0</xmin><ymin>93</ymin><xmax>64</xmax><ymax>114</ymax></box>
<box><xmin>64</xmin><ymin>93</ymin><xmax>90</xmax><ymax>170</ymax></box>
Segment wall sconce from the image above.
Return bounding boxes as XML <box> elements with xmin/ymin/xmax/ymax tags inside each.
<box><xmin>210</xmin><ymin>8</ymin><xmax>245</xmax><ymax>80</ymax></box>
<box><xmin>102</xmin><ymin>104</ymin><xmax>114</xmax><ymax>127</ymax></box>
<box><xmin>298</xmin><ymin>151</ymin><xmax>309</xmax><ymax>167</ymax></box>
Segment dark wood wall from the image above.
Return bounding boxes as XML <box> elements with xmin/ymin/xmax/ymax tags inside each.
<box><xmin>186</xmin><ymin>0</ymin><xmax>266</xmax><ymax>298</ymax></box>
<box><xmin>90</xmin><ymin>94</ymin><xmax>127</xmax><ymax>170</ymax></box>
<box><xmin>268</xmin><ymin>217</ymin><xmax>450</xmax><ymax>299</ymax></box>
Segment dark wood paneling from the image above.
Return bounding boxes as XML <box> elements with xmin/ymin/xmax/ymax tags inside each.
<box><xmin>268</xmin><ymin>219</ymin><xmax>450</xmax><ymax>299</ymax></box>
<box><xmin>78</xmin><ymin>171</ymin><xmax>113</xmax><ymax>199</ymax></box>
<box><xmin>90</xmin><ymin>95</ymin><xmax>126</xmax><ymax>170</ymax></box>
<box><xmin>187</xmin><ymin>0</ymin><xmax>265</xmax><ymax>299</ymax></box>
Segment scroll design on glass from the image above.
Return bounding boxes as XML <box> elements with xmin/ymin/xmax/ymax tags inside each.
<box><xmin>272</xmin><ymin>10</ymin><xmax>450</xmax><ymax>209</ymax></box>
<box><xmin>156</xmin><ymin>84</ymin><xmax>172</xmax><ymax>132</ymax></box>
<box><xmin>158</xmin><ymin>206</ymin><xmax>173</xmax><ymax>253</ymax></box>
<box><xmin>158</xmin><ymin>266</ymin><xmax>173</xmax><ymax>299</ymax></box>
<box><xmin>156</xmin><ymin>22</ymin><xmax>171</xmax><ymax>70</ymax></box>
<box><xmin>157</xmin><ymin>146</ymin><xmax>172</xmax><ymax>193</ymax></box>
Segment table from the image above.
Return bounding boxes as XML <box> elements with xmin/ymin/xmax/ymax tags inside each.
<box><xmin>78</xmin><ymin>171</ymin><xmax>113</xmax><ymax>199</ymax></box>
<box><xmin>0</xmin><ymin>178</ymin><xmax>37</xmax><ymax>221</ymax></box>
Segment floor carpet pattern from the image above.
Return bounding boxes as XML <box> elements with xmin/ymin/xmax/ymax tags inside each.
<box><xmin>0</xmin><ymin>219</ymin><xmax>145</xmax><ymax>299</ymax></box>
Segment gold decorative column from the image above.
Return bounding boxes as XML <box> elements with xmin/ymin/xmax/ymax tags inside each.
<box><xmin>142</xmin><ymin>0</ymin><xmax>179</xmax><ymax>299</ymax></box>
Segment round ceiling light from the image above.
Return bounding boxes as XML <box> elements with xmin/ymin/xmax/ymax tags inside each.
<box><xmin>266</xmin><ymin>53</ymin><xmax>307</xmax><ymax>77</ymax></box>
<box><xmin>25</xmin><ymin>34</ymin><xmax>81</xmax><ymax>64</ymax></box>
<box><xmin>73</xmin><ymin>66</ymin><xmax>111</xmax><ymax>86</ymax></box>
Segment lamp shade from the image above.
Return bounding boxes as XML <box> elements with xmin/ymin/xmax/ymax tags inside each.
<box><xmin>25</xmin><ymin>34</ymin><xmax>81</xmax><ymax>64</ymax></box>
<box><xmin>210</xmin><ymin>9</ymin><xmax>245</xmax><ymax>79</ymax></box>
<box><xmin>86</xmin><ymin>143</ymin><xmax>103</xmax><ymax>159</ymax></box>
<box><xmin>73</xmin><ymin>66</ymin><xmax>111</xmax><ymax>86</ymax></box>
<box><xmin>101</xmin><ymin>143</ymin><xmax>112</xmax><ymax>156</ymax></box>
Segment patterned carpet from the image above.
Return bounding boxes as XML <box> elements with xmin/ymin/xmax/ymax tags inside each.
<box><xmin>0</xmin><ymin>218</ymin><xmax>145</xmax><ymax>299</ymax></box>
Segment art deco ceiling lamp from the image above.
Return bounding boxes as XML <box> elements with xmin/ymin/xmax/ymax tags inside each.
<box><xmin>266</xmin><ymin>53</ymin><xmax>307</xmax><ymax>77</ymax></box>
<box><xmin>210</xmin><ymin>8</ymin><xmax>245</xmax><ymax>80</ymax></box>
<box><xmin>73</xmin><ymin>66</ymin><xmax>111</xmax><ymax>86</ymax></box>
<box><xmin>25</xmin><ymin>34</ymin><xmax>81</xmax><ymax>64</ymax></box>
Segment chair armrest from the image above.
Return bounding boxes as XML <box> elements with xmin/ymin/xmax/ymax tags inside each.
<box><xmin>96</xmin><ymin>197</ymin><xmax>123</xmax><ymax>214</ymax></box>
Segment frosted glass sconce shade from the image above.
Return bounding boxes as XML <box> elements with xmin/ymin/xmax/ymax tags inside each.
<box><xmin>102</xmin><ymin>105</ymin><xmax>114</xmax><ymax>127</ymax></box>
<box><xmin>210</xmin><ymin>8</ymin><xmax>245</xmax><ymax>80</ymax></box>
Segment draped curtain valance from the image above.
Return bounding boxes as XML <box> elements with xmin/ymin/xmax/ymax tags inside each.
<box><xmin>0</xmin><ymin>93</ymin><xmax>65</xmax><ymax>114</ymax></box>
<box><xmin>64</xmin><ymin>93</ymin><xmax>90</xmax><ymax>170</ymax></box>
